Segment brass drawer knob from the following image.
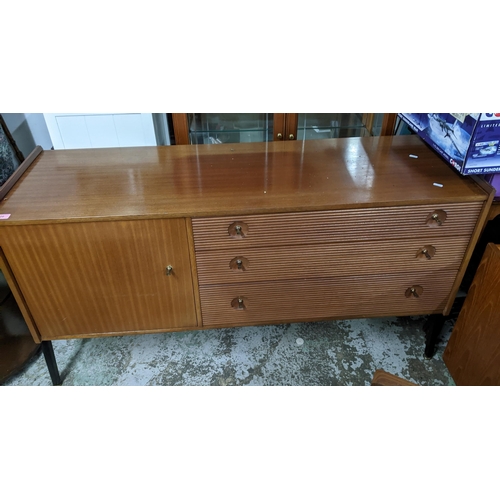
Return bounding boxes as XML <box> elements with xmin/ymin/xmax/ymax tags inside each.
<box><xmin>276</xmin><ymin>133</ymin><xmax>283</xmax><ymax>140</ymax></box>
<box><xmin>231</xmin><ymin>297</ymin><xmax>247</xmax><ymax>310</ymax></box>
<box><xmin>405</xmin><ymin>285</ymin><xmax>423</xmax><ymax>298</ymax></box>
<box><xmin>416</xmin><ymin>245</ymin><xmax>436</xmax><ymax>260</ymax></box>
<box><xmin>228</xmin><ymin>221</ymin><xmax>249</xmax><ymax>238</ymax></box>
<box><xmin>426</xmin><ymin>209</ymin><xmax>447</xmax><ymax>227</ymax></box>
<box><xmin>229</xmin><ymin>256</ymin><xmax>250</xmax><ymax>271</ymax></box>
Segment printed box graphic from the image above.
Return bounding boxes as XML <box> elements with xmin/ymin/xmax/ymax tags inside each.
<box><xmin>398</xmin><ymin>113</ymin><xmax>500</xmax><ymax>175</ymax></box>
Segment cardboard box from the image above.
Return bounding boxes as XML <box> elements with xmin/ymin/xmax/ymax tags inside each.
<box><xmin>398</xmin><ymin>113</ymin><xmax>500</xmax><ymax>175</ymax></box>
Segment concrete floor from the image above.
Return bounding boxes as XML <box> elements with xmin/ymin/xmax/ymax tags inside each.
<box><xmin>3</xmin><ymin>316</ymin><xmax>455</xmax><ymax>386</ymax></box>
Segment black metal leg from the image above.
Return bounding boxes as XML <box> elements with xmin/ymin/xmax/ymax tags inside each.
<box><xmin>423</xmin><ymin>314</ymin><xmax>447</xmax><ymax>359</ymax></box>
<box><xmin>41</xmin><ymin>341</ymin><xmax>62</xmax><ymax>386</ymax></box>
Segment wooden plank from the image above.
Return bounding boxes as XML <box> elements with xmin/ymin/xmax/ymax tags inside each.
<box><xmin>0</xmin><ymin>136</ymin><xmax>488</xmax><ymax>225</ymax></box>
<box><xmin>443</xmin><ymin>243</ymin><xmax>500</xmax><ymax>385</ymax></box>
<box><xmin>371</xmin><ymin>370</ymin><xmax>418</xmax><ymax>386</ymax></box>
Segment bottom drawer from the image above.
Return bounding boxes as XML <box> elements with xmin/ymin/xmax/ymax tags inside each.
<box><xmin>199</xmin><ymin>271</ymin><xmax>457</xmax><ymax>327</ymax></box>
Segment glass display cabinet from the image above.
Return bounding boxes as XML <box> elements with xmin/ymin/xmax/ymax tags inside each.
<box><xmin>171</xmin><ymin>113</ymin><xmax>397</xmax><ymax>145</ymax></box>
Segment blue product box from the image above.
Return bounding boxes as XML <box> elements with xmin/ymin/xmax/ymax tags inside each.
<box><xmin>398</xmin><ymin>113</ymin><xmax>500</xmax><ymax>175</ymax></box>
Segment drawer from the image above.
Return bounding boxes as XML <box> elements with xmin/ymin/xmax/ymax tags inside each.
<box><xmin>199</xmin><ymin>270</ymin><xmax>458</xmax><ymax>327</ymax></box>
<box><xmin>192</xmin><ymin>203</ymin><xmax>483</xmax><ymax>251</ymax></box>
<box><xmin>196</xmin><ymin>235</ymin><xmax>470</xmax><ymax>285</ymax></box>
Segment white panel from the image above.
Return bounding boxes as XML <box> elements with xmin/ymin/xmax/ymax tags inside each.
<box><xmin>113</xmin><ymin>114</ymin><xmax>152</xmax><ymax>147</ymax></box>
<box><xmin>85</xmin><ymin>115</ymin><xmax>119</xmax><ymax>148</ymax></box>
<box><xmin>43</xmin><ymin>114</ymin><xmax>65</xmax><ymax>149</ymax></box>
<box><xmin>43</xmin><ymin>113</ymin><xmax>157</xmax><ymax>149</ymax></box>
<box><xmin>56</xmin><ymin>116</ymin><xmax>92</xmax><ymax>149</ymax></box>
<box><xmin>140</xmin><ymin>113</ymin><xmax>158</xmax><ymax>146</ymax></box>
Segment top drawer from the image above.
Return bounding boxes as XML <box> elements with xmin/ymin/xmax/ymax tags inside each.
<box><xmin>192</xmin><ymin>203</ymin><xmax>483</xmax><ymax>251</ymax></box>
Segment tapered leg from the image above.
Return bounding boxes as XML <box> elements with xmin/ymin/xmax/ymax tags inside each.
<box><xmin>423</xmin><ymin>314</ymin><xmax>447</xmax><ymax>359</ymax></box>
<box><xmin>41</xmin><ymin>341</ymin><xmax>62</xmax><ymax>386</ymax></box>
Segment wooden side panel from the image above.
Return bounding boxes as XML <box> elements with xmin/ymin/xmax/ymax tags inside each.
<box><xmin>199</xmin><ymin>270</ymin><xmax>457</xmax><ymax>327</ymax></box>
<box><xmin>195</xmin><ymin>236</ymin><xmax>469</xmax><ymax>285</ymax></box>
<box><xmin>0</xmin><ymin>219</ymin><xmax>197</xmax><ymax>340</ymax></box>
<box><xmin>443</xmin><ymin>178</ymin><xmax>495</xmax><ymax>314</ymax></box>
<box><xmin>443</xmin><ymin>244</ymin><xmax>500</xmax><ymax>385</ymax></box>
<box><xmin>192</xmin><ymin>203</ymin><xmax>483</xmax><ymax>251</ymax></box>
<box><xmin>185</xmin><ymin>218</ymin><xmax>203</xmax><ymax>326</ymax></box>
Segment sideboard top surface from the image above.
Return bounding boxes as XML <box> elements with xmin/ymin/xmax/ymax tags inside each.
<box><xmin>0</xmin><ymin>135</ymin><xmax>488</xmax><ymax>225</ymax></box>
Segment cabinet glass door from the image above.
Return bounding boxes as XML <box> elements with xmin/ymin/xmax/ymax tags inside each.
<box><xmin>187</xmin><ymin>113</ymin><xmax>274</xmax><ymax>144</ymax></box>
<box><xmin>297</xmin><ymin>113</ymin><xmax>384</xmax><ymax>140</ymax></box>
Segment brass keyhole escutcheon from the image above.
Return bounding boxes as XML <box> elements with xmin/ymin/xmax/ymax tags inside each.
<box><xmin>230</xmin><ymin>256</ymin><xmax>250</xmax><ymax>272</ymax></box>
<box><xmin>228</xmin><ymin>221</ymin><xmax>249</xmax><ymax>239</ymax></box>
<box><xmin>405</xmin><ymin>285</ymin><xmax>423</xmax><ymax>298</ymax></box>
<box><xmin>231</xmin><ymin>297</ymin><xmax>248</xmax><ymax>310</ymax></box>
<box><xmin>416</xmin><ymin>245</ymin><xmax>436</xmax><ymax>261</ymax></box>
<box><xmin>426</xmin><ymin>209</ymin><xmax>447</xmax><ymax>227</ymax></box>
<box><xmin>166</xmin><ymin>265</ymin><xmax>173</xmax><ymax>276</ymax></box>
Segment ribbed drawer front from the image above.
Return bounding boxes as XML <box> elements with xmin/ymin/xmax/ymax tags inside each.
<box><xmin>192</xmin><ymin>203</ymin><xmax>483</xmax><ymax>251</ymax></box>
<box><xmin>199</xmin><ymin>271</ymin><xmax>457</xmax><ymax>327</ymax></box>
<box><xmin>195</xmin><ymin>236</ymin><xmax>470</xmax><ymax>285</ymax></box>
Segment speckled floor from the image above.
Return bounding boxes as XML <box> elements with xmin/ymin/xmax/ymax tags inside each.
<box><xmin>3</xmin><ymin>316</ymin><xmax>455</xmax><ymax>386</ymax></box>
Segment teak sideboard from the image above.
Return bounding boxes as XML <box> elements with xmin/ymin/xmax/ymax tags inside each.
<box><xmin>0</xmin><ymin>136</ymin><xmax>494</xmax><ymax>362</ymax></box>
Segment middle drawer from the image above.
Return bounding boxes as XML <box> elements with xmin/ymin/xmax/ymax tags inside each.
<box><xmin>195</xmin><ymin>235</ymin><xmax>471</xmax><ymax>285</ymax></box>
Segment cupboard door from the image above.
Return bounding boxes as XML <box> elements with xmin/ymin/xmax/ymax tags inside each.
<box><xmin>295</xmin><ymin>113</ymin><xmax>386</xmax><ymax>140</ymax></box>
<box><xmin>172</xmin><ymin>113</ymin><xmax>398</xmax><ymax>145</ymax></box>
<box><xmin>172</xmin><ymin>113</ymin><xmax>285</xmax><ymax>144</ymax></box>
<box><xmin>0</xmin><ymin>219</ymin><xmax>197</xmax><ymax>339</ymax></box>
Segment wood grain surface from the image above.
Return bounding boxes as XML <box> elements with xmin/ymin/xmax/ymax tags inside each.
<box><xmin>0</xmin><ymin>219</ymin><xmax>197</xmax><ymax>340</ymax></box>
<box><xmin>0</xmin><ymin>135</ymin><xmax>487</xmax><ymax>225</ymax></box>
<box><xmin>371</xmin><ymin>369</ymin><xmax>418</xmax><ymax>386</ymax></box>
<box><xmin>443</xmin><ymin>243</ymin><xmax>500</xmax><ymax>385</ymax></box>
<box><xmin>199</xmin><ymin>270</ymin><xmax>457</xmax><ymax>327</ymax></box>
<box><xmin>195</xmin><ymin>236</ymin><xmax>469</xmax><ymax>285</ymax></box>
<box><xmin>192</xmin><ymin>203</ymin><xmax>483</xmax><ymax>251</ymax></box>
